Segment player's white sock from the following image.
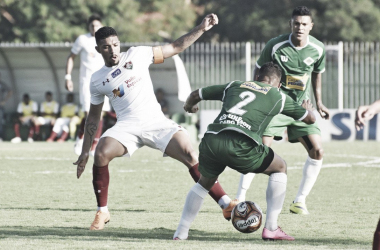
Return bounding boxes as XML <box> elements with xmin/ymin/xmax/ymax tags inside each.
<box><xmin>97</xmin><ymin>206</ymin><xmax>108</xmax><ymax>212</ymax></box>
<box><xmin>235</xmin><ymin>173</ymin><xmax>255</xmax><ymax>201</ymax></box>
<box><xmin>174</xmin><ymin>183</ymin><xmax>208</xmax><ymax>240</ymax></box>
<box><xmin>294</xmin><ymin>156</ymin><xmax>323</xmax><ymax>204</ymax></box>
<box><xmin>265</xmin><ymin>173</ymin><xmax>287</xmax><ymax>231</ymax></box>
<box><xmin>218</xmin><ymin>195</ymin><xmax>231</xmax><ymax>209</ymax></box>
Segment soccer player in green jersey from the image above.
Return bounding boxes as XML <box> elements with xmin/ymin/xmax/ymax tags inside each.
<box><xmin>236</xmin><ymin>6</ymin><xmax>330</xmax><ymax>215</ymax></box>
<box><xmin>173</xmin><ymin>62</ymin><xmax>316</xmax><ymax>241</ymax></box>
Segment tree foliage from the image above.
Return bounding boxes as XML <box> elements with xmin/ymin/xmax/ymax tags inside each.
<box><xmin>0</xmin><ymin>0</ymin><xmax>197</xmax><ymax>43</ymax></box>
<box><xmin>2</xmin><ymin>0</ymin><xmax>380</xmax><ymax>43</ymax></box>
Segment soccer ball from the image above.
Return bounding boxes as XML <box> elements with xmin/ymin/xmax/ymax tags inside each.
<box><xmin>231</xmin><ymin>201</ymin><xmax>263</xmax><ymax>233</ymax></box>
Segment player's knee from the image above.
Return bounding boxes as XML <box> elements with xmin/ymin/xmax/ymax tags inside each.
<box><xmin>94</xmin><ymin>148</ymin><xmax>111</xmax><ymax>166</ymax></box>
<box><xmin>311</xmin><ymin>147</ymin><xmax>324</xmax><ymax>159</ymax></box>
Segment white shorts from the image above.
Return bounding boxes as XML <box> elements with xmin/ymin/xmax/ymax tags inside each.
<box><xmin>37</xmin><ymin>116</ymin><xmax>54</xmax><ymax>125</ymax></box>
<box><xmin>101</xmin><ymin>117</ymin><xmax>186</xmax><ymax>157</ymax></box>
<box><xmin>80</xmin><ymin>80</ymin><xmax>110</xmax><ymax>112</ymax></box>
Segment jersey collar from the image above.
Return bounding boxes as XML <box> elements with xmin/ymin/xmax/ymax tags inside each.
<box><xmin>288</xmin><ymin>34</ymin><xmax>309</xmax><ymax>50</ymax></box>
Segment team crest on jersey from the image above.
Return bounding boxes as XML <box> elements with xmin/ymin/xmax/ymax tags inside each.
<box><xmin>123</xmin><ymin>61</ymin><xmax>133</xmax><ymax>69</ymax></box>
<box><xmin>240</xmin><ymin>81</ymin><xmax>271</xmax><ymax>95</ymax></box>
<box><xmin>102</xmin><ymin>78</ymin><xmax>110</xmax><ymax>86</ymax></box>
<box><xmin>112</xmin><ymin>85</ymin><xmax>125</xmax><ymax>98</ymax></box>
<box><xmin>111</xmin><ymin>69</ymin><xmax>121</xmax><ymax>78</ymax></box>
<box><xmin>303</xmin><ymin>57</ymin><xmax>314</xmax><ymax>66</ymax></box>
<box><xmin>280</xmin><ymin>55</ymin><xmax>289</xmax><ymax>62</ymax></box>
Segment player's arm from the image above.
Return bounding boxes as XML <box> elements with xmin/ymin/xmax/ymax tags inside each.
<box><xmin>183</xmin><ymin>83</ymin><xmax>229</xmax><ymax>113</ymax></box>
<box><xmin>311</xmin><ymin>72</ymin><xmax>329</xmax><ymax>120</ymax></box>
<box><xmin>355</xmin><ymin>99</ymin><xmax>380</xmax><ymax>131</ymax></box>
<box><xmin>65</xmin><ymin>52</ymin><xmax>77</xmax><ymax>92</ymax></box>
<box><xmin>281</xmin><ymin>94</ymin><xmax>315</xmax><ymax>124</ymax></box>
<box><xmin>158</xmin><ymin>14</ymin><xmax>218</xmax><ymax>62</ymax></box>
<box><xmin>74</xmin><ymin>102</ymin><xmax>103</xmax><ymax>179</ymax></box>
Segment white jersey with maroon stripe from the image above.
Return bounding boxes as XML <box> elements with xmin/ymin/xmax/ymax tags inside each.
<box><xmin>90</xmin><ymin>46</ymin><xmax>164</xmax><ymax>122</ymax></box>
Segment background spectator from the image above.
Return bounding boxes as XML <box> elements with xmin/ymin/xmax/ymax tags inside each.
<box><xmin>11</xmin><ymin>94</ymin><xmax>38</xmax><ymax>143</ymax></box>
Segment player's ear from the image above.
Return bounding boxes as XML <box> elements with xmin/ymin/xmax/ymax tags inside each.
<box><xmin>288</xmin><ymin>19</ymin><xmax>292</xmax><ymax>28</ymax></box>
<box><xmin>310</xmin><ymin>21</ymin><xmax>314</xmax><ymax>30</ymax></box>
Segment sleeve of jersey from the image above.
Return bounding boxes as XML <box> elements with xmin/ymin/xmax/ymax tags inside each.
<box><xmin>54</xmin><ymin>103</ymin><xmax>59</xmax><ymax>114</ymax></box>
<box><xmin>200</xmin><ymin>83</ymin><xmax>230</xmax><ymax>101</ymax></box>
<box><xmin>313</xmin><ymin>47</ymin><xmax>326</xmax><ymax>73</ymax></box>
<box><xmin>17</xmin><ymin>103</ymin><xmax>22</xmax><ymax>113</ymax></box>
<box><xmin>280</xmin><ymin>95</ymin><xmax>308</xmax><ymax>121</ymax></box>
<box><xmin>32</xmin><ymin>102</ymin><xmax>38</xmax><ymax>112</ymax></box>
<box><xmin>71</xmin><ymin>35</ymin><xmax>83</xmax><ymax>55</ymax></box>
<box><xmin>133</xmin><ymin>46</ymin><xmax>154</xmax><ymax>67</ymax></box>
<box><xmin>90</xmin><ymin>80</ymin><xmax>105</xmax><ymax>105</ymax></box>
<box><xmin>256</xmin><ymin>39</ymin><xmax>274</xmax><ymax>68</ymax></box>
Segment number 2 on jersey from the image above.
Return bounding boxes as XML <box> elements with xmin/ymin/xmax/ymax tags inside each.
<box><xmin>227</xmin><ymin>91</ymin><xmax>256</xmax><ymax>116</ymax></box>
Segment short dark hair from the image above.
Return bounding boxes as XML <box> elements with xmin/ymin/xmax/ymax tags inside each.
<box><xmin>95</xmin><ymin>26</ymin><xmax>118</xmax><ymax>44</ymax></box>
<box><xmin>292</xmin><ymin>6</ymin><xmax>312</xmax><ymax>19</ymax></box>
<box><xmin>45</xmin><ymin>91</ymin><xmax>52</xmax><ymax>96</ymax></box>
<box><xmin>257</xmin><ymin>62</ymin><xmax>282</xmax><ymax>80</ymax></box>
<box><xmin>88</xmin><ymin>14</ymin><xmax>102</xmax><ymax>25</ymax></box>
<box><xmin>23</xmin><ymin>93</ymin><xmax>29</xmax><ymax>99</ymax></box>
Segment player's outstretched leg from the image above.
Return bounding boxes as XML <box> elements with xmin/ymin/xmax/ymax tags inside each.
<box><xmin>262</xmin><ymin>152</ymin><xmax>294</xmax><ymax>241</ymax></box>
<box><xmin>174</xmin><ymin>175</ymin><xmax>217</xmax><ymax>240</ymax></box>
<box><xmin>235</xmin><ymin>173</ymin><xmax>255</xmax><ymax>202</ymax></box>
<box><xmin>89</xmin><ymin>137</ymin><xmax>127</xmax><ymax>230</ymax></box>
<box><xmin>291</xmin><ymin>135</ymin><xmax>323</xmax><ymax>215</ymax></box>
<box><xmin>165</xmin><ymin>131</ymin><xmax>238</xmax><ymax>220</ymax></box>
<box><xmin>90</xmin><ymin>164</ymin><xmax>110</xmax><ymax>230</ymax></box>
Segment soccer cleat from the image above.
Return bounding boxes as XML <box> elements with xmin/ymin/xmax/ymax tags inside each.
<box><xmin>223</xmin><ymin>199</ymin><xmax>239</xmax><ymax>221</ymax></box>
<box><xmin>173</xmin><ymin>237</ymin><xmax>188</xmax><ymax>240</ymax></box>
<box><xmin>262</xmin><ymin>227</ymin><xmax>295</xmax><ymax>241</ymax></box>
<box><xmin>11</xmin><ymin>137</ymin><xmax>21</xmax><ymax>143</ymax></box>
<box><xmin>90</xmin><ymin>211</ymin><xmax>110</xmax><ymax>230</ymax></box>
<box><xmin>27</xmin><ymin>137</ymin><xmax>34</xmax><ymax>143</ymax></box>
<box><xmin>289</xmin><ymin>202</ymin><xmax>309</xmax><ymax>215</ymax></box>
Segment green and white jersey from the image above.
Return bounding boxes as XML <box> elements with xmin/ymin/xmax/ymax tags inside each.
<box><xmin>201</xmin><ymin>80</ymin><xmax>308</xmax><ymax>145</ymax></box>
<box><xmin>256</xmin><ymin>34</ymin><xmax>325</xmax><ymax>104</ymax></box>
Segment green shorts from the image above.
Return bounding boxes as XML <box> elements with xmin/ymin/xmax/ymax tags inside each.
<box><xmin>198</xmin><ymin>130</ymin><xmax>274</xmax><ymax>178</ymax></box>
<box><xmin>263</xmin><ymin>114</ymin><xmax>320</xmax><ymax>143</ymax></box>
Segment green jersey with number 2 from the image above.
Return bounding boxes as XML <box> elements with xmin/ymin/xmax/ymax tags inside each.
<box><xmin>201</xmin><ymin>80</ymin><xmax>307</xmax><ymax>145</ymax></box>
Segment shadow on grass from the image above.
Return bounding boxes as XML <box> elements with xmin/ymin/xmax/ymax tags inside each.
<box><xmin>0</xmin><ymin>207</ymin><xmax>146</xmax><ymax>212</ymax></box>
<box><xmin>0</xmin><ymin>226</ymin><xmax>370</xmax><ymax>246</ymax></box>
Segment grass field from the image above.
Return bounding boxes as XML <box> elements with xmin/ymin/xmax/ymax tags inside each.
<box><xmin>0</xmin><ymin>141</ymin><xmax>379</xmax><ymax>250</ymax></box>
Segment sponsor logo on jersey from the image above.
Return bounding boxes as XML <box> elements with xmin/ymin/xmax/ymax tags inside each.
<box><xmin>125</xmin><ymin>76</ymin><xmax>142</xmax><ymax>88</ymax></box>
<box><xmin>285</xmin><ymin>74</ymin><xmax>309</xmax><ymax>91</ymax></box>
<box><xmin>112</xmin><ymin>85</ymin><xmax>125</xmax><ymax>98</ymax></box>
<box><xmin>123</xmin><ymin>61</ymin><xmax>133</xmax><ymax>69</ymax></box>
<box><xmin>240</xmin><ymin>81</ymin><xmax>271</xmax><ymax>95</ymax></box>
<box><xmin>111</xmin><ymin>69</ymin><xmax>122</xmax><ymax>78</ymax></box>
<box><xmin>219</xmin><ymin>114</ymin><xmax>252</xmax><ymax>130</ymax></box>
<box><xmin>102</xmin><ymin>78</ymin><xmax>110</xmax><ymax>86</ymax></box>
<box><xmin>281</xmin><ymin>55</ymin><xmax>288</xmax><ymax>62</ymax></box>
<box><xmin>303</xmin><ymin>57</ymin><xmax>314</xmax><ymax>66</ymax></box>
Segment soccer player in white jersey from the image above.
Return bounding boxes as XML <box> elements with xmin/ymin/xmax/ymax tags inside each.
<box><xmin>65</xmin><ymin>14</ymin><xmax>110</xmax><ymax>156</ymax></box>
<box><xmin>355</xmin><ymin>99</ymin><xmax>380</xmax><ymax>250</ymax></box>
<box><xmin>235</xmin><ymin>6</ymin><xmax>330</xmax><ymax>215</ymax></box>
<box><xmin>74</xmin><ymin>14</ymin><xmax>239</xmax><ymax>231</ymax></box>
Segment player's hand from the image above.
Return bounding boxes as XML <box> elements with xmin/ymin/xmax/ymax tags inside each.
<box><xmin>355</xmin><ymin>105</ymin><xmax>372</xmax><ymax>131</ymax></box>
<box><xmin>73</xmin><ymin>152</ymin><xmax>89</xmax><ymax>179</ymax></box>
<box><xmin>317</xmin><ymin>102</ymin><xmax>330</xmax><ymax>120</ymax></box>
<box><xmin>200</xmin><ymin>13</ymin><xmax>218</xmax><ymax>32</ymax></box>
<box><xmin>183</xmin><ymin>103</ymin><xmax>199</xmax><ymax>113</ymax></box>
<box><xmin>65</xmin><ymin>80</ymin><xmax>74</xmax><ymax>92</ymax></box>
<box><xmin>301</xmin><ymin>99</ymin><xmax>314</xmax><ymax>111</ymax></box>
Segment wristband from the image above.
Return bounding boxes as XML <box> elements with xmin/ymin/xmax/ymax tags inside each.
<box><xmin>65</xmin><ymin>74</ymin><xmax>72</xmax><ymax>80</ymax></box>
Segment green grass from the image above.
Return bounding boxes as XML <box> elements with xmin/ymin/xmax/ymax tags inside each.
<box><xmin>0</xmin><ymin>141</ymin><xmax>379</xmax><ymax>249</ymax></box>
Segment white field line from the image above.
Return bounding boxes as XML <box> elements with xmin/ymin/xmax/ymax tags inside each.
<box><xmin>1</xmin><ymin>154</ymin><xmax>379</xmax><ymax>175</ymax></box>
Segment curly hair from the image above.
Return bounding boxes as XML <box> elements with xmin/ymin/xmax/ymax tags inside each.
<box><xmin>292</xmin><ymin>6</ymin><xmax>312</xmax><ymax>19</ymax></box>
<box><xmin>95</xmin><ymin>26</ymin><xmax>118</xmax><ymax>44</ymax></box>
<box><xmin>257</xmin><ymin>62</ymin><xmax>282</xmax><ymax>81</ymax></box>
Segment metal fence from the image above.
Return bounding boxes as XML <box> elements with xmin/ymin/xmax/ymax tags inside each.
<box><xmin>179</xmin><ymin>41</ymin><xmax>380</xmax><ymax>110</ymax></box>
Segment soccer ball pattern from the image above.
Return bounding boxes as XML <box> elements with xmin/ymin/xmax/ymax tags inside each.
<box><xmin>231</xmin><ymin>201</ymin><xmax>263</xmax><ymax>233</ymax></box>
